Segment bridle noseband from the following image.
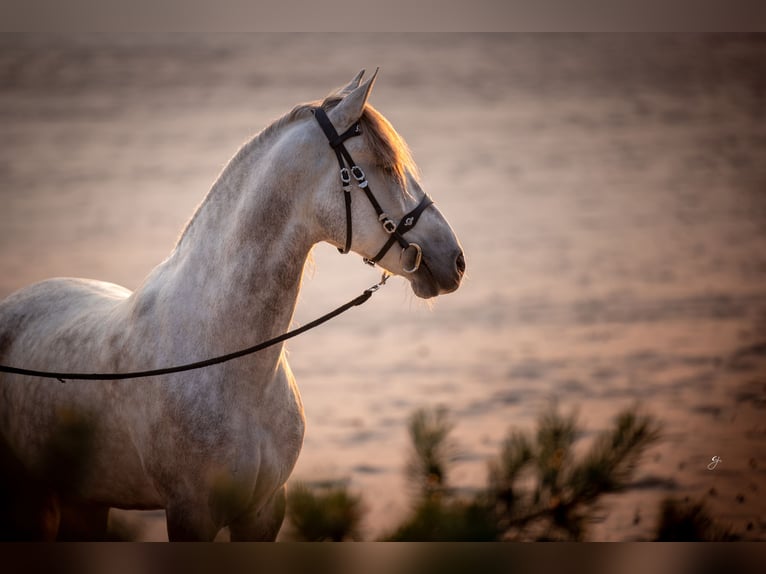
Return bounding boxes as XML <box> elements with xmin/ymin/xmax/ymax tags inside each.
<box><xmin>313</xmin><ymin>107</ymin><xmax>433</xmax><ymax>273</ymax></box>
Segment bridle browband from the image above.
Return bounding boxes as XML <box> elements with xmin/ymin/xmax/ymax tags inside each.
<box><xmin>312</xmin><ymin>106</ymin><xmax>433</xmax><ymax>273</ymax></box>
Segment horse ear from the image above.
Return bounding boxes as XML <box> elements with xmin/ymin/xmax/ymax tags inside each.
<box><xmin>328</xmin><ymin>68</ymin><xmax>378</xmax><ymax>131</ymax></box>
<box><xmin>335</xmin><ymin>69</ymin><xmax>366</xmax><ymax>97</ymax></box>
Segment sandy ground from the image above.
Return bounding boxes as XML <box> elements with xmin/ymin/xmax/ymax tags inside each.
<box><xmin>1</xmin><ymin>34</ymin><xmax>765</xmax><ymax>541</ymax></box>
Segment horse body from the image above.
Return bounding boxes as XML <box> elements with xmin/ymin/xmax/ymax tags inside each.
<box><xmin>0</xmin><ymin>71</ymin><xmax>464</xmax><ymax>540</ymax></box>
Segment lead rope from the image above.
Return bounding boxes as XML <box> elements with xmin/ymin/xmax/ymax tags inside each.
<box><xmin>0</xmin><ymin>273</ymin><xmax>390</xmax><ymax>383</ymax></box>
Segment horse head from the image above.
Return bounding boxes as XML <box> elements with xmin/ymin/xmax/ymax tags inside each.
<box><xmin>310</xmin><ymin>70</ymin><xmax>465</xmax><ymax>299</ymax></box>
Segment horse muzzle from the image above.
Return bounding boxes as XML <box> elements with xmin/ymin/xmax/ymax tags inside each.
<box><xmin>409</xmin><ymin>248</ymin><xmax>465</xmax><ymax>298</ymax></box>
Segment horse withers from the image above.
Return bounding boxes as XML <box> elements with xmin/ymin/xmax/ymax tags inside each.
<box><xmin>0</xmin><ymin>70</ymin><xmax>465</xmax><ymax>541</ymax></box>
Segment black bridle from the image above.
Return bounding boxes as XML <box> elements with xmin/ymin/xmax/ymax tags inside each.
<box><xmin>313</xmin><ymin>107</ymin><xmax>433</xmax><ymax>273</ymax></box>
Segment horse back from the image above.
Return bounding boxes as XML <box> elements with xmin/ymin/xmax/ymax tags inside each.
<box><xmin>0</xmin><ymin>277</ymin><xmax>132</xmax><ymax>363</ymax></box>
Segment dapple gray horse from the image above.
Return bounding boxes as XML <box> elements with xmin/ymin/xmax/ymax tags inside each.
<box><xmin>0</xmin><ymin>70</ymin><xmax>464</xmax><ymax>540</ymax></box>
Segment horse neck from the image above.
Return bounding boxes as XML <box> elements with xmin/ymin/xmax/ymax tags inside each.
<box><xmin>133</xmin><ymin>132</ymin><xmax>316</xmax><ymax>358</ymax></box>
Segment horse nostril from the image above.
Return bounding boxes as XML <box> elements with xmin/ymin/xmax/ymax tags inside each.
<box><xmin>456</xmin><ymin>252</ymin><xmax>466</xmax><ymax>275</ymax></box>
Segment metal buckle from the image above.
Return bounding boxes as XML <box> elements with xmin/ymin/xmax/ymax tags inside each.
<box><xmin>379</xmin><ymin>214</ymin><xmax>396</xmax><ymax>234</ymax></box>
<box><xmin>351</xmin><ymin>166</ymin><xmax>365</xmax><ymax>182</ymax></box>
<box><xmin>339</xmin><ymin>168</ymin><xmax>352</xmax><ymax>191</ymax></box>
<box><xmin>401</xmin><ymin>243</ymin><xmax>423</xmax><ymax>274</ymax></box>
<box><xmin>362</xmin><ymin>257</ymin><xmax>376</xmax><ymax>267</ymax></box>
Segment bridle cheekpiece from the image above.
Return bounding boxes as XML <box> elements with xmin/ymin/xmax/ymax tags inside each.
<box><xmin>313</xmin><ymin>106</ymin><xmax>433</xmax><ymax>273</ymax></box>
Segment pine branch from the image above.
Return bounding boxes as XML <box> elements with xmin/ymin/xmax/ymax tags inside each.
<box><xmin>405</xmin><ymin>406</ymin><xmax>459</xmax><ymax>497</ymax></box>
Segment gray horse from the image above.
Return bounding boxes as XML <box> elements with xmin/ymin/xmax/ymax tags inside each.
<box><xmin>0</xmin><ymin>71</ymin><xmax>464</xmax><ymax>540</ymax></box>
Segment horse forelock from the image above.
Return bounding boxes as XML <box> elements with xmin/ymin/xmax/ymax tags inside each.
<box><xmin>323</xmin><ymin>96</ymin><xmax>419</xmax><ymax>193</ymax></box>
<box><xmin>359</xmin><ymin>103</ymin><xmax>419</xmax><ymax>194</ymax></box>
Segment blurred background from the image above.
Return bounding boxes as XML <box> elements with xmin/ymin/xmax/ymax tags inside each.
<box><xmin>0</xmin><ymin>33</ymin><xmax>764</xmax><ymax>540</ymax></box>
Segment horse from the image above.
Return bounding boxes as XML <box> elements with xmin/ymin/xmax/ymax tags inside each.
<box><xmin>0</xmin><ymin>70</ymin><xmax>465</xmax><ymax>541</ymax></box>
